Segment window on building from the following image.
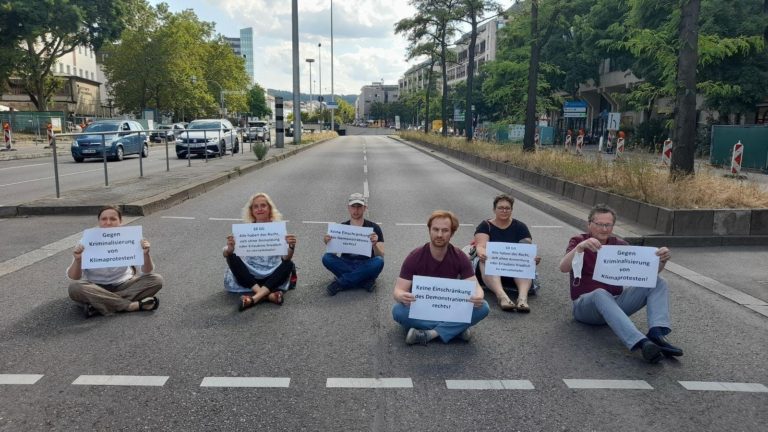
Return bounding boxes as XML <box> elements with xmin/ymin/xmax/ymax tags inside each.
<box><xmin>66</xmin><ymin>65</ymin><xmax>70</xmax><ymax>74</ymax></box>
<box><xmin>59</xmin><ymin>63</ymin><xmax>63</xmax><ymax>73</ymax></box>
<box><xmin>479</xmin><ymin>41</ymin><xmax>486</xmax><ymax>53</ymax></box>
<box><xmin>79</xmin><ymin>68</ymin><xmax>83</xmax><ymax>77</ymax></box>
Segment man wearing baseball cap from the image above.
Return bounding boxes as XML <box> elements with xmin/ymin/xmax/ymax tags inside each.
<box><xmin>322</xmin><ymin>193</ymin><xmax>385</xmax><ymax>295</ymax></box>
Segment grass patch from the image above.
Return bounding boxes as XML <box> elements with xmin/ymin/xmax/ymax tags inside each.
<box><xmin>399</xmin><ymin>131</ymin><xmax>768</xmax><ymax>209</ymax></box>
<box><xmin>299</xmin><ymin>131</ymin><xmax>338</xmax><ymax>144</ymax></box>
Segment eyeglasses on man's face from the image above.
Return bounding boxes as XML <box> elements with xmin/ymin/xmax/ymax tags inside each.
<box><xmin>590</xmin><ymin>221</ymin><xmax>614</xmax><ymax>229</ymax></box>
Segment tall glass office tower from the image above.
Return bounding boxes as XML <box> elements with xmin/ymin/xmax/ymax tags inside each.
<box><xmin>240</xmin><ymin>28</ymin><xmax>254</xmax><ymax>83</ymax></box>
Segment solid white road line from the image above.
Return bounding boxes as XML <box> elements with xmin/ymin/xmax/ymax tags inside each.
<box><xmin>0</xmin><ymin>168</ymin><xmax>102</xmax><ymax>188</ymax></box>
<box><xmin>0</xmin><ymin>217</ymin><xmax>140</xmax><ymax>278</ymax></box>
<box><xmin>0</xmin><ymin>162</ymin><xmax>48</xmax><ymax>171</ymax></box>
<box><xmin>445</xmin><ymin>380</ymin><xmax>535</xmax><ymax>390</ymax></box>
<box><xmin>363</xmin><ymin>180</ymin><xmax>369</xmax><ymax>197</ymax></box>
<box><xmin>679</xmin><ymin>381</ymin><xmax>768</xmax><ymax>393</ymax></box>
<box><xmin>161</xmin><ymin>216</ymin><xmax>195</xmax><ymax>220</ymax></box>
<box><xmin>0</xmin><ymin>374</ymin><xmax>44</xmax><ymax>385</ymax></box>
<box><xmin>563</xmin><ymin>379</ymin><xmax>653</xmax><ymax>390</ymax></box>
<box><xmin>363</xmin><ymin>165</ymin><xmax>368</xmax><ymax>174</ymax></box>
<box><xmin>200</xmin><ymin>377</ymin><xmax>290</xmax><ymax>388</ymax></box>
<box><xmin>326</xmin><ymin>378</ymin><xmax>413</xmax><ymax>388</ymax></box>
<box><xmin>208</xmin><ymin>217</ymin><xmax>241</xmax><ymax>221</ymax></box>
<box><xmin>72</xmin><ymin>375</ymin><xmax>169</xmax><ymax>387</ymax></box>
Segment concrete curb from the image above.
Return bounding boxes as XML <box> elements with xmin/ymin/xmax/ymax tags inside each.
<box><xmin>394</xmin><ymin>136</ymin><xmax>768</xmax><ymax>246</ymax></box>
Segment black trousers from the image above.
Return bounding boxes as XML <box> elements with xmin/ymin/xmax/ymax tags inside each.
<box><xmin>226</xmin><ymin>255</ymin><xmax>293</xmax><ymax>293</ymax></box>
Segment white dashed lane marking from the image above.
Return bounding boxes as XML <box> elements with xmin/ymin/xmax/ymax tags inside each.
<box><xmin>563</xmin><ymin>379</ymin><xmax>653</xmax><ymax>390</ymax></box>
<box><xmin>679</xmin><ymin>381</ymin><xmax>768</xmax><ymax>393</ymax></box>
<box><xmin>446</xmin><ymin>380</ymin><xmax>535</xmax><ymax>390</ymax></box>
<box><xmin>200</xmin><ymin>377</ymin><xmax>290</xmax><ymax>388</ymax></box>
<box><xmin>326</xmin><ymin>378</ymin><xmax>413</xmax><ymax>388</ymax></box>
<box><xmin>0</xmin><ymin>374</ymin><xmax>44</xmax><ymax>385</ymax></box>
<box><xmin>72</xmin><ymin>375</ymin><xmax>169</xmax><ymax>387</ymax></box>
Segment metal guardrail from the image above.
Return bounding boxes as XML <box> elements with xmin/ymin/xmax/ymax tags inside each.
<box><xmin>48</xmin><ymin>128</ymin><xmax>244</xmax><ymax>198</ymax></box>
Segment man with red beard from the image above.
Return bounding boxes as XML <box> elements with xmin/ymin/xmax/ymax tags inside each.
<box><xmin>392</xmin><ymin>210</ymin><xmax>489</xmax><ymax>345</ymax></box>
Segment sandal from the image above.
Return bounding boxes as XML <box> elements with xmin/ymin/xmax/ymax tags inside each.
<box><xmin>138</xmin><ymin>296</ymin><xmax>159</xmax><ymax>311</ymax></box>
<box><xmin>267</xmin><ymin>291</ymin><xmax>284</xmax><ymax>305</ymax></box>
<box><xmin>239</xmin><ymin>295</ymin><xmax>256</xmax><ymax>312</ymax></box>
<box><xmin>499</xmin><ymin>297</ymin><xmax>517</xmax><ymax>312</ymax></box>
<box><xmin>516</xmin><ymin>299</ymin><xmax>531</xmax><ymax>313</ymax></box>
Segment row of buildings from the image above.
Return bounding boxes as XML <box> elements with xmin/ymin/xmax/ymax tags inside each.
<box><xmin>0</xmin><ymin>28</ymin><xmax>257</xmax><ymax>121</ymax></box>
<box><xmin>356</xmin><ymin>14</ymin><xmax>768</xmax><ymax>132</ymax></box>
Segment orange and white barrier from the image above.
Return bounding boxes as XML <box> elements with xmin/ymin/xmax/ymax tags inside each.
<box><xmin>47</xmin><ymin>123</ymin><xmax>55</xmax><ymax>148</ymax></box>
<box><xmin>576</xmin><ymin>134</ymin><xmax>584</xmax><ymax>155</ymax></box>
<box><xmin>730</xmin><ymin>141</ymin><xmax>743</xmax><ymax>175</ymax></box>
<box><xmin>565</xmin><ymin>134</ymin><xmax>572</xmax><ymax>152</ymax></box>
<box><xmin>3</xmin><ymin>122</ymin><xmax>11</xmax><ymax>150</ymax></box>
<box><xmin>660</xmin><ymin>138</ymin><xmax>672</xmax><ymax>166</ymax></box>
<box><xmin>616</xmin><ymin>137</ymin><xmax>625</xmax><ymax>158</ymax></box>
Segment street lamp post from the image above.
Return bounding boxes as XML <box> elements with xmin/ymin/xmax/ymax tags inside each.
<box><xmin>305</xmin><ymin>58</ymin><xmax>315</xmax><ymax>115</ymax></box>
<box><xmin>191</xmin><ymin>75</ymin><xmax>224</xmax><ymax>118</ymax></box>
<box><xmin>330</xmin><ymin>0</ymin><xmax>335</xmax><ymax>131</ymax></box>
<box><xmin>318</xmin><ymin>43</ymin><xmax>322</xmax><ymax>121</ymax></box>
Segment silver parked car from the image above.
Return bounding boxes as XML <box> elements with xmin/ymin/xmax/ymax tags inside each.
<box><xmin>175</xmin><ymin>119</ymin><xmax>240</xmax><ymax>159</ymax></box>
<box><xmin>246</xmin><ymin>121</ymin><xmax>271</xmax><ymax>142</ymax></box>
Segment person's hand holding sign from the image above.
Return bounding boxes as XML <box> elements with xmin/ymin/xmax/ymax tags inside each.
<box><xmin>576</xmin><ymin>237</ymin><xmax>603</xmax><ymax>253</ymax></box>
<box><xmin>656</xmin><ymin>246</ymin><xmax>671</xmax><ymax>271</ymax></box>
<box><xmin>369</xmin><ymin>232</ymin><xmax>378</xmax><ymax>245</ymax></box>
<box><xmin>141</xmin><ymin>239</ymin><xmax>151</xmax><ymax>255</ymax></box>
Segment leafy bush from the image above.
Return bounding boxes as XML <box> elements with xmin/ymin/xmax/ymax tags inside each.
<box><xmin>634</xmin><ymin>118</ymin><xmax>669</xmax><ymax>152</ymax></box>
<box><xmin>252</xmin><ymin>141</ymin><xmax>268</xmax><ymax>160</ymax></box>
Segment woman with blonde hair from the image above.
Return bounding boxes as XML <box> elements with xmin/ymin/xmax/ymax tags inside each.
<box><xmin>224</xmin><ymin>193</ymin><xmax>297</xmax><ymax>311</ymax></box>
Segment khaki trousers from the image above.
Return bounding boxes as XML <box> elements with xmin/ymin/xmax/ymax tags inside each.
<box><xmin>68</xmin><ymin>273</ymin><xmax>164</xmax><ymax>315</ymax></box>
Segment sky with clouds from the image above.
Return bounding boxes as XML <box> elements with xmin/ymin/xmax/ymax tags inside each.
<box><xmin>151</xmin><ymin>0</ymin><xmax>513</xmax><ymax>96</ymax></box>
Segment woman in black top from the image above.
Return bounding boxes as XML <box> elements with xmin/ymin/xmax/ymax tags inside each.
<box><xmin>473</xmin><ymin>194</ymin><xmax>539</xmax><ymax>313</ymax></box>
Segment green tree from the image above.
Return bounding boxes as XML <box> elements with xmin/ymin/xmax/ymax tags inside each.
<box><xmin>455</xmin><ymin>0</ymin><xmax>502</xmax><ymax>140</ymax></box>
<box><xmin>247</xmin><ymin>84</ymin><xmax>271</xmax><ymax>118</ymax></box>
<box><xmin>334</xmin><ymin>96</ymin><xmax>355</xmax><ymax>124</ymax></box>
<box><xmin>396</xmin><ymin>0</ymin><xmax>459</xmax><ymax>135</ymax></box>
<box><xmin>1</xmin><ymin>0</ymin><xmax>130</xmax><ymax>110</ymax></box>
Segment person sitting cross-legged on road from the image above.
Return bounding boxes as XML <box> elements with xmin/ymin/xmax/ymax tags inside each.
<box><xmin>322</xmin><ymin>193</ymin><xmax>385</xmax><ymax>295</ymax></box>
<box><xmin>558</xmin><ymin>204</ymin><xmax>683</xmax><ymax>363</ymax></box>
<box><xmin>67</xmin><ymin>205</ymin><xmax>163</xmax><ymax>318</ymax></box>
<box><xmin>392</xmin><ymin>210</ymin><xmax>489</xmax><ymax>345</ymax></box>
<box><xmin>473</xmin><ymin>194</ymin><xmax>541</xmax><ymax>313</ymax></box>
<box><xmin>224</xmin><ymin>192</ymin><xmax>297</xmax><ymax>311</ymax></box>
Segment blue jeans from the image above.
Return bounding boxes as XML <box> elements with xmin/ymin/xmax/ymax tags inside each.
<box><xmin>322</xmin><ymin>253</ymin><xmax>384</xmax><ymax>289</ymax></box>
<box><xmin>392</xmin><ymin>301</ymin><xmax>490</xmax><ymax>343</ymax></box>
<box><xmin>572</xmin><ymin>277</ymin><xmax>671</xmax><ymax>349</ymax></box>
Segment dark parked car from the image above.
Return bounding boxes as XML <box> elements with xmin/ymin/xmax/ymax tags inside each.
<box><xmin>175</xmin><ymin>119</ymin><xmax>239</xmax><ymax>159</ymax></box>
<box><xmin>150</xmin><ymin>123</ymin><xmax>186</xmax><ymax>143</ymax></box>
<box><xmin>245</xmin><ymin>121</ymin><xmax>271</xmax><ymax>142</ymax></box>
<box><xmin>71</xmin><ymin>120</ymin><xmax>148</xmax><ymax>162</ymax></box>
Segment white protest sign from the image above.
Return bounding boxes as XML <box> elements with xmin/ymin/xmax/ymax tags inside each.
<box><xmin>232</xmin><ymin>222</ymin><xmax>288</xmax><ymax>257</ymax></box>
<box><xmin>325</xmin><ymin>223</ymin><xmax>373</xmax><ymax>256</ymax></box>
<box><xmin>408</xmin><ymin>276</ymin><xmax>475</xmax><ymax>323</ymax></box>
<box><xmin>81</xmin><ymin>226</ymin><xmax>144</xmax><ymax>269</ymax></box>
<box><xmin>593</xmin><ymin>246</ymin><xmax>659</xmax><ymax>288</ymax></box>
<box><xmin>484</xmin><ymin>242</ymin><xmax>537</xmax><ymax>279</ymax></box>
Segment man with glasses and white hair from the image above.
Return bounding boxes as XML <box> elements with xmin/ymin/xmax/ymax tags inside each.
<box><xmin>558</xmin><ymin>204</ymin><xmax>682</xmax><ymax>363</ymax></box>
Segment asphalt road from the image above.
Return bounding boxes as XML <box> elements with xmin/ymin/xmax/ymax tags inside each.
<box><xmin>0</xmin><ymin>135</ymin><xmax>766</xmax><ymax>431</ymax></box>
<box><xmin>0</xmin><ymin>141</ymin><xmax>256</xmax><ymax>207</ymax></box>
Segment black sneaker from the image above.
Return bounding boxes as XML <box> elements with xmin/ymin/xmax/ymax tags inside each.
<box><xmin>83</xmin><ymin>304</ymin><xmax>97</xmax><ymax>319</ymax></box>
<box><xmin>326</xmin><ymin>281</ymin><xmax>342</xmax><ymax>296</ymax></box>
<box><xmin>640</xmin><ymin>339</ymin><xmax>663</xmax><ymax>364</ymax></box>
<box><xmin>405</xmin><ymin>328</ymin><xmax>430</xmax><ymax>346</ymax></box>
<box><xmin>647</xmin><ymin>334</ymin><xmax>684</xmax><ymax>357</ymax></box>
<box><xmin>361</xmin><ymin>279</ymin><xmax>376</xmax><ymax>293</ymax></box>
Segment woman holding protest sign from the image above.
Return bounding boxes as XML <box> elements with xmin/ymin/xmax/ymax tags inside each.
<box><xmin>472</xmin><ymin>194</ymin><xmax>540</xmax><ymax>313</ymax></box>
<box><xmin>224</xmin><ymin>192</ymin><xmax>297</xmax><ymax>311</ymax></box>
<box><xmin>67</xmin><ymin>205</ymin><xmax>163</xmax><ymax>318</ymax></box>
